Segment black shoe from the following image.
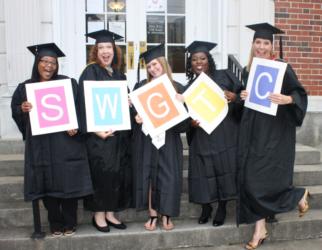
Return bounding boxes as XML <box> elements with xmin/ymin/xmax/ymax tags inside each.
<box><xmin>198</xmin><ymin>204</ymin><xmax>213</xmax><ymax>224</ymax></box>
<box><xmin>212</xmin><ymin>201</ymin><xmax>227</xmax><ymax>227</ymax></box>
<box><xmin>92</xmin><ymin>217</ymin><xmax>110</xmax><ymax>233</ymax></box>
<box><xmin>106</xmin><ymin>219</ymin><xmax>127</xmax><ymax>230</ymax></box>
<box><xmin>266</xmin><ymin>215</ymin><xmax>278</xmax><ymax>223</ymax></box>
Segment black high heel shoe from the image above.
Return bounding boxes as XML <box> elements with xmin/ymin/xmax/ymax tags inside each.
<box><xmin>92</xmin><ymin>216</ymin><xmax>110</xmax><ymax>233</ymax></box>
<box><xmin>106</xmin><ymin>219</ymin><xmax>127</xmax><ymax>230</ymax></box>
<box><xmin>213</xmin><ymin>200</ymin><xmax>227</xmax><ymax>227</ymax></box>
<box><xmin>198</xmin><ymin>203</ymin><xmax>212</xmax><ymax>224</ymax></box>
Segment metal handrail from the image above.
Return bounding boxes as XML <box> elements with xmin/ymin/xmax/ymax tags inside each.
<box><xmin>228</xmin><ymin>54</ymin><xmax>243</xmax><ymax>83</ymax></box>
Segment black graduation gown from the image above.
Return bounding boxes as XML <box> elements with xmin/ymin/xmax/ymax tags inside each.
<box><xmin>132</xmin><ymin>80</ymin><xmax>188</xmax><ymax>217</ymax></box>
<box><xmin>186</xmin><ymin>70</ymin><xmax>242</xmax><ymax>204</ymax></box>
<box><xmin>11</xmin><ymin>75</ymin><xmax>93</xmax><ymax>201</ymax></box>
<box><xmin>237</xmin><ymin>64</ymin><xmax>308</xmax><ymax>224</ymax></box>
<box><xmin>78</xmin><ymin>63</ymin><xmax>132</xmax><ymax>212</ymax></box>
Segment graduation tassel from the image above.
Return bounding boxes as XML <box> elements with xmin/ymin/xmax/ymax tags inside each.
<box><xmin>279</xmin><ymin>36</ymin><xmax>283</xmax><ymax>60</ymax></box>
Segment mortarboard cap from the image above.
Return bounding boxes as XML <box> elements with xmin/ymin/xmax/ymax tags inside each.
<box><xmin>185</xmin><ymin>41</ymin><xmax>217</xmax><ymax>54</ymax></box>
<box><xmin>27</xmin><ymin>43</ymin><xmax>65</xmax><ymax>58</ymax></box>
<box><xmin>139</xmin><ymin>43</ymin><xmax>165</xmax><ymax>64</ymax></box>
<box><xmin>246</xmin><ymin>22</ymin><xmax>284</xmax><ymax>42</ymax></box>
<box><xmin>246</xmin><ymin>22</ymin><xmax>285</xmax><ymax>59</ymax></box>
<box><xmin>86</xmin><ymin>29</ymin><xmax>123</xmax><ymax>44</ymax></box>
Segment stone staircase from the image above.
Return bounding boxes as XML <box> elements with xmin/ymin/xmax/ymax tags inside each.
<box><xmin>0</xmin><ymin>138</ymin><xmax>321</xmax><ymax>250</ymax></box>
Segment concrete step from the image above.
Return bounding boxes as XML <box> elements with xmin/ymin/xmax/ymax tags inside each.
<box><xmin>0</xmin><ymin>209</ymin><xmax>321</xmax><ymax>250</ymax></box>
<box><xmin>0</xmin><ymin>140</ymin><xmax>24</xmax><ymax>155</ymax></box>
<box><xmin>0</xmin><ymin>144</ymin><xmax>320</xmax><ymax>176</ymax></box>
<box><xmin>0</xmin><ymin>183</ymin><xmax>321</xmax><ymax>228</ymax></box>
<box><xmin>0</xmin><ymin>154</ymin><xmax>23</xmax><ymax>176</ymax></box>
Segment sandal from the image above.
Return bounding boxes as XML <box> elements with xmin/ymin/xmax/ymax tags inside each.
<box><xmin>299</xmin><ymin>189</ymin><xmax>311</xmax><ymax>217</ymax></box>
<box><xmin>161</xmin><ymin>215</ymin><xmax>174</xmax><ymax>231</ymax></box>
<box><xmin>144</xmin><ymin>216</ymin><xmax>158</xmax><ymax>231</ymax></box>
<box><xmin>51</xmin><ymin>231</ymin><xmax>63</xmax><ymax>237</ymax></box>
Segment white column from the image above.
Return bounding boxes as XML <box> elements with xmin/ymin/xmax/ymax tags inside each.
<box><xmin>4</xmin><ymin>0</ymin><xmax>40</xmax><ymax>95</ymax></box>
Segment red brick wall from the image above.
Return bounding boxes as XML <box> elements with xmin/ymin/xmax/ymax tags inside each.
<box><xmin>275</xmin><ymin>0</ymin><xmax>322</xmax><ymax>95</ymax></box>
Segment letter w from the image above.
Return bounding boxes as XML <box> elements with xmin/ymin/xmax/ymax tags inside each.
<box><xmin>95</xmin><ymin>94</ymin><xmax>118</xmax><ymax>119</ymax></box>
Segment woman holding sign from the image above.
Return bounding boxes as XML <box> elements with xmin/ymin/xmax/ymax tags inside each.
<box><xmin>11</xmin><ymin>43</ymin><xmax>93</xmax><ymax>236</ymax></box>
<box><xmin>78</xmin><ymin>30</ymin><xmax>132</xmax><ymax>233</ymax></box>
<box><xmin>131</xmin><ymin>44</ymin><xmax>188</xmax><ymax>231</ymax></box>
<box><xmin>185</xmin><ymin>41</ymin><xmax>242</xmax><ymax>227</ymax></box>
<box><xmin>238</xmin><ymin>23</ymin><xmax>308</xmax><ymax>249</ymax></box>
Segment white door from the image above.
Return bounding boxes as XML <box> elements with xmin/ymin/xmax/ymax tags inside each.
<box><xmin>84</xmin><ymin>0</ymin><xmax>187</xmax><ymax>89</ymax></box>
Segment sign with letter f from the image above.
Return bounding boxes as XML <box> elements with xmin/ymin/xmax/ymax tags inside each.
<box><xmin>245</xmin><ymin>57</ymin><xmax>287</xmax><ymax>116</ymax></box>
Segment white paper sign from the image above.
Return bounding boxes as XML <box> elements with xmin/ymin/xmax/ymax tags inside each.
<box><xmin>84</xmin><ymin>80</ymin><xmax>131</xmax><ymax>132</ymax></box>
<box><xmin>245</xmin><ymin>57</ymin><xmax>287</xmax><ymax>116</ymax></box>
<box><xmin>26</xmin><ymin>79</ymin><xmax>78</xmax><ymax>136</ymax></box>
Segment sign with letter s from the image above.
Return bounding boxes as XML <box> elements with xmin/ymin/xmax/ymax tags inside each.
<box><xmin>26</xmin><ymin>79</ymin><xmax>78</xmax><ymax>135</ymax></box>
<box><xmin>245</xmin><ymin>57</ymin><xmax>287</xmax><ymax>116</ymax></box>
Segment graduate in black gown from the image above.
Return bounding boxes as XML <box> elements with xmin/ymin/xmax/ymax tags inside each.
<box><xmin>78</xmin><ymin>30</ymin><xmax>132</xmax><ymax>232</ymax></box>
<box><xmin>11</xmin><ymin>43</ymin><xmax>93</xmax><ymax>236</ymax></box>
<box><xmin>185</xmin><ymin>41</ymin><xmax>242</xmax><ymax>227</ymax></box>
<box><xmin>237</xmin><ymin>23</ymin><xmax>309</xmax><ymax>250</ymax></box>
<box><xmin>131</xmin><ymin>44</ymin><xmax>188</xmax><ymax>231</ymax></box>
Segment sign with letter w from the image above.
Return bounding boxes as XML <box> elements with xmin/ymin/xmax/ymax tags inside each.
<box><xmin>84</xmin><ymin>80</ymin><xmax>131</xmax><ymax>132</ymax></box>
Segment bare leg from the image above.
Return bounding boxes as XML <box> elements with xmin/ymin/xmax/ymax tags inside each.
<box><xmin>94</xmin><ymin>212</ymin><xmax>107</xmax><ymax>227</ymax></box>
<box><xmin>246</xmin><ymin>219</ymin><xmax>268</xmax><ymax>249</ymax></box>
<box><xmin>144</xmin><ymin>185</ymin><xmax>158</xmax><ymax>230</ymax></box>
<box><xmin>105</xmin><ymin>211</ymin><xmax>121</xmax><ymax>224</ymax></box>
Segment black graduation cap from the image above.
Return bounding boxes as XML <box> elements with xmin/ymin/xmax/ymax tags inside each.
<box><xmin>136</xmin><ymin>44</ymin><xmax>165</xmax><ymax>84</ymax></box>
<box><xmin>86</xmin><ymin>29</ymin><xmax>123</xmax><ymax>44</ymax></box>
<box><xmin>246</xmin><ymin>22</ymin><xmax>284</xmax><ymax>42</ymax></box>
<box><xmin>139</xmin><ymin>43</ymin><xmax>165</xmax><ymax>64</ymax></box>
<box><xmin>246</xmin><ymin>22</ymin><xmax>285</xmax><ymax>59</ymax></box>
<box><xmin>27</xmin><ymin>43</ymin><xmax>65</xmax><ymax>58</ymax></box>
<box><xmin>185</xmin><ymin>41</ymin><xmax>217</xmax><ymax>54</ymax></box>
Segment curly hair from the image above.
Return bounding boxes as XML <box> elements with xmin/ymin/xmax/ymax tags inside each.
<box><xmin>185</xmin><ymin>51</ymin><xmax>216</xmax><ymax>81</ymax></box>
<box><xmin>88</xmin><ymin>42</ymin><xmax>119</xmax><ymax>69</ymax></box>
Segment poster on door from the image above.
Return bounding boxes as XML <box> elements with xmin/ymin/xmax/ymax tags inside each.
<box><xmin>129</xmin><ymin>74</ymin><xmax>189</xmax><ymax>137</ymax></box>
<box><xmin>245</xmin><ymin>57</ymin><xmax>287</xmax><ymax>116</ymax></box>
<box><xmin>84</xmin><ymin>81</ymin><xmax>131</xmax><ymax>132</ymax></box>
<box><xmin>26</xmin><ymin>79</ymin><xmax>78</xmax><ymax>136</ymax></box>
<box><xmin>183</xmin><ymin>72</ymin><xmax>228</xmax><ymax>134</ymax></box>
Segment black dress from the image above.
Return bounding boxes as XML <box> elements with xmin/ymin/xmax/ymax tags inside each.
<box><xmin>132</xmin><ymin>80</ymin><xmax>188</xmax><ymax>217</ymax></box>
<box><xmin>237</xmin><ymin>64</ymin><xmax>308</xmax><ymax>224</ymax></box>
<box><xmin>11</xmin><ymin>75</ymin><xmax>93</xmax><ymax>202</ymax></box>
<box><xmin>78</xmin><ymin>63</ymin><xmax>132</xmax><ymax>212</ymax></box>
<box><xmin>186</xmin><ymin>70</ymin><xmax>242</xmax><ymax>204</ymax></box>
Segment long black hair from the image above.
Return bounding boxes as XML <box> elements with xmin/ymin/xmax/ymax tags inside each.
<box><xmin>185</xmin><ymin>51</ymin><xmax>216</xmax><ymax>82</ymax></box>
<box><xmin>30</xmin><ymin>55</ymin><xmax>59</xmax><ymax>82</ymax></box>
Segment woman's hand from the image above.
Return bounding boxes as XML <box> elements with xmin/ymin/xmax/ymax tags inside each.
<box><xmin>269</xmin><ymin>93</ymin><xmax>293</xmax><ymax>105</ymax></box>
<box><xmin>21</xmin><ymin>101</ymin><xmax>33</xmax><ymax>113</ymax></box>
<box><xmin>191</xmin><ymin>119</ymin><xmax>200</xmax><ymax>128</ymax></box>
<box><xmin>95</xmin><ymin>130</ymin><xmax>114</xmax><ymax>139</ymax></box>
<box><xmin>67</xmin><ymin>129</ymin><xmax>78</xmax><ymax>137</ymax></box>
<box><xmin>175</xmin><ymin>93</ymin><xmax>185</xmax><ymax>103</ymax></box>
<box><xmin>224</xmin><ymin>90</ymin><xmax>237</xmax><ymax>103</ymax></box>
<box><xmin>135</xmin><ymin>114</ymin><xmax>143</xmax><ymax>124</ymax></box>
<box><xmin>240</xmin><ymin>90</ymin><xmax>248</xmax><ymax>101</ymax></box>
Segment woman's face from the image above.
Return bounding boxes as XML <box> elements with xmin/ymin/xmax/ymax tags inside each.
<box><xmin>97</xmin><ymin>42</ymin><xmax>114</xmax><ymax>67</ymax></box>
<box><xmin>147</xmin><ymin>58</ymin><xmax>164</xmax><ymax>79</ymax></box>
<box><xmin>191</xmin><ymin>52</ymin><xmax>209</xmax><ymax>75</ymax></box>
<box><xmin>252</xmin><ymin>38</ymin><xmax>273</xmax><ymax>59</ymax></box>
<box><xmin>38</xmin><ymin>56</ymin><xmax>58</xmax><ymax>82</ymax></box>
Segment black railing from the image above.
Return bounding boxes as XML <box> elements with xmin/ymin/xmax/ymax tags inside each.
<box><xmin>228</xmin><ymin>54</ymin><xmax>243</xmax><ymax>84</ymax></box>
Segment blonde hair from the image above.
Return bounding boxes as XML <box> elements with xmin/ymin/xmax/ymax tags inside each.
<box><xmin>146</xmin><ymin>57</ymin><xmax>177</xmax><ymax>91</ymax></box>
<box><xmin>246</xmin><ymin>41</ymin><xmax>275</xmax><ymax>72</ymax></box>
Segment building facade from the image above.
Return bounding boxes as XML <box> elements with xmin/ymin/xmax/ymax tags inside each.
<box><xmin>0</xmin><ymin>0</ymin><xmax>320</xmax><ymax>138</ymax></box>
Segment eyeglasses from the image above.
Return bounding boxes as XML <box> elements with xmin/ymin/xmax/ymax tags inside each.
<box><xmin>39</xmin><ymin>59</ymin><xmax>57</xmax><ymax>67</ymax></box>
